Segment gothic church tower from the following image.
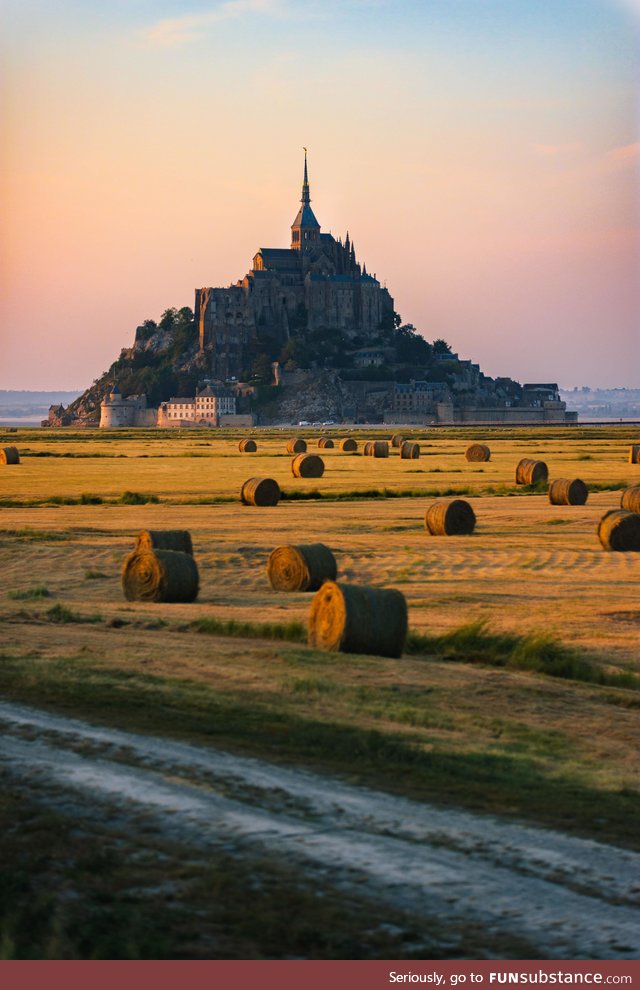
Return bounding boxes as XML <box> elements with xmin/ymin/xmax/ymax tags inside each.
<box><xmin>290</xmin><ymin>149</ymin><xmax>320</xmax><ymax>251</ymax></box>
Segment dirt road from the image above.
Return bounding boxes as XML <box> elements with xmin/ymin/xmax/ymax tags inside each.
<box><xmin>1</xmin><ymin>699</ymin><xmax>638</xmax><ymax>959</ymax></box>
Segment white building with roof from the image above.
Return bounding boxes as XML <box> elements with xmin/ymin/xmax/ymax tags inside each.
<box><xmin>158</xmin><ymin>384</ymin><xmax>236</xmax><ymax>427</ymax></box>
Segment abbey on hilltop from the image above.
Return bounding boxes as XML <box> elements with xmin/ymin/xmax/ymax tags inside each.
<box><xmin>195</xmin><ymin>151</ymin><xmax>395</xmax><ymax>381</ymax></box>
<box><xmin>50</xmin><ymin>151</ymin><xmax>577</xmax><ymax>428</ymax></box>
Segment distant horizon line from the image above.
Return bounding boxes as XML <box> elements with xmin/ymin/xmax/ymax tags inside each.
<box><xmin>3</xmin><ymin>384</ymin><xmax>640</xmax><ymax>395</ymax></box>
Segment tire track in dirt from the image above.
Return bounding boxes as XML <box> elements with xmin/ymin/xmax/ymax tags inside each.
<box><xmin>0</xmin><ymin>700</ymin><xmax>638</xmax><ymax>959</ymax></box>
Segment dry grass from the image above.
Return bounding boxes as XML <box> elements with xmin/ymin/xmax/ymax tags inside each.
<box><xmin>4</xmin><ymin>427</ymin><xmax>640</xmax><ymax>504</ymax></box>
<box><xmin>1</xmin><ymin>492</ymin><xmax>637</xmax><ymax>664</ymax></box>
<box><xmin>0</xmin><ymin>425</ymin><xmax>639</xmax><ymax>841</ymax></box>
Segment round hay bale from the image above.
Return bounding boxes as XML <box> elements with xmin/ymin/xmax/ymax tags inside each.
<box><xmin>0</xmin><ymin>446</ymin><xmax>20</xmax><ymax>465</ymax></box>
<box><xmin>238</xmin><ymin>438</ymin><xmax>257</xmax><ymax>452</ymax></box>
<box><xmin>390</xmin><ymin>434</ymin><xmax>404</xmax><ymax>448</ymax></box>
<box><xmin>465</xmin><ymin>443</ymin><xmax>491</xmax><ymax>462</ymax></box>
<box><xmin>308</xmin><ymin>581</ymin><xmax>407</xmax><ymax>658</ymax></box>
<box><xmin>621</xmin><ymin>486</ymin><xmax>640</xmax><ymax>513</ymax></box>
<box><xmin>515</xmin><ymin>457</ymin><xmax>548</xmax><ymax>485</ymax></box>
<box><xmin>425</xmin><ymin>499</ymin><xmax>476</xmax><ymax>536</ymax></box>
<box><xmin>291</xmin><ymin>453</ymin><xmax>325</xmax><ymax>478</ymax></box>
<box><xmin>286</xmin><ymin>438</ymin><xmax>307</xmax><ymax>454</ymax></box>
<box><xmin>241</xmin><ymin>477</ymin><xmax>280</xmax><ymax>506</ymax></box>
<box><xmin>597</xmin><ymin>510</ymin><xmax>640</xmax><ymax>552</ymax></box>
<box><xmin>400</xmin><ymin>441</ymin><xmax>420</xmax><ymax>459</ymax></box>
<box><xmin>364</xmin><ymin>440</ymin><xmax>389</xmax><ymax>458</ymax></box>
<box><xmin>122</xmin><ymin>548</ymin><xmax>199</xmax><ymax>603</ymax></box>
<box><xmin>318</xmin><ymin>437</ymin><xmax>334</xmax><ymax>449</ymax></box>
<box><xmin>267</xmin><ymin>543</ymin><xmax>337</xmax><ymax>592</ymax></box>
<box><xmin>339</xmin><ymin>438</ymin><xmax>357</xmax><ymax>452</ymax></box>
<box><xmin>628</xmin><ymin>445</ymin><xmax>640</xmax><ymax>465</ymax></box>
<box><xmin>135</xmin><ymin>530</ymin><xmax>193</xmax><ymax>555</ymax></box>
<box><xmin>548</xmin><ymin>479</ymin><xmax>588</xmax><ymax>506</ymax></box>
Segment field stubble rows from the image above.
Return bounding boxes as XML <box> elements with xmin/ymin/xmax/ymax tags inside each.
<box><xmin>0</xmin><ymin>427</ymin><xmax>639</xmax><ymax>846</ymax></box>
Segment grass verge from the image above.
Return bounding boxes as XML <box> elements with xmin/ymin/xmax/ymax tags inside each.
<box><xmin>0</xmin><ymin>652</ymin><xmax>637</xmax><ymax>851</ymax></box>
<box><xmin>405</xmin><ymin>622</ymin><xmax>640</xmax><ymax>691</ymax></box>
<box><xmin>1</xmin><ymin>770</ymin><xmax>504</xmax><ymax>959</ymax></box>
<box><xmin>192</xmin><ymin>615</ymin><xmax>639</xmax><ymax>691</ymax></box>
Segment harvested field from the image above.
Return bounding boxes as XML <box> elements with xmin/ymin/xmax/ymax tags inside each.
<box><xmin>0</xmin><ymin>424</ymin><xmax>639</xmax><ymax>956</ymax></box>
<box><xmin>5</xmin><ymin>427</ymin><xmax>640</xmax><ymax>503</ymax></box>
<box><xmin>1</xmin><ymin>426</ymin><xmax>640</xmax><ymax>663</ymax></box>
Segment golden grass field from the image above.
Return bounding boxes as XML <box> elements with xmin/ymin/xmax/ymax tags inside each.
<box><xmin>1</xmin><ymin>424</ymin><xmax>639</xmax><ymax>846</ymax></box>
<box><xmin>2</xmin><ymin>426</ymin><xmax>640</xmax><ymax>655</ymax></box>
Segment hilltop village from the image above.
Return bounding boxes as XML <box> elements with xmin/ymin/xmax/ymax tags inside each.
<box><xmin>48</xmin><ymin>155</ymin><xmax>575</xmax><ymax>428</ymax></box>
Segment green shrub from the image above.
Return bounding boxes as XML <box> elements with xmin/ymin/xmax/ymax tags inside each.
<box><xmin>45</xmin><ymin>604</ymin><xmax>102</xmax><ymax>624</ymax></box>
<box><xmin>119</xmin><ymin>491</ymin><xmax>159</xmax><ymax>505</ymax></box>
<box><xmin>7</xmin><ymin>586</ymin><xmax>51</xmax><ymax>601</ymax></box>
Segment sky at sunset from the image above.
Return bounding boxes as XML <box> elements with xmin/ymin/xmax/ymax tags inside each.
<box><xmin>2</xmin><ymin>0</ymin><xmax>639</xmax><ymax>390</ymax></box>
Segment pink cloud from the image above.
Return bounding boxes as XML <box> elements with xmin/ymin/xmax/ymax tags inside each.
<box><xmin>605</xmin><ymin>142</ymin><xmax>640</xmax><ymax>163</ymax></box>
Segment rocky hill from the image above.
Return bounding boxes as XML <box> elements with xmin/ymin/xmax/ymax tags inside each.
<box><xmin>47</xmin><ymin>308</ymin><xmax>204</xmax><ymax>426</ymax></box>
<box><xmin>46</xmin><ymin>303</ymin><xmax>535</xmax><ymax>427</ymax></box>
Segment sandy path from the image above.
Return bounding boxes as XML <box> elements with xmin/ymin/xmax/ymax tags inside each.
<box><xmin>1</xmin><ymin>699</ymin><xmax>638</xmax><ymax>959</ymax></box>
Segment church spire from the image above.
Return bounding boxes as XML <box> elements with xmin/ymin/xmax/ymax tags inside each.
<box><xmin>301</xmin><ymin>147</ymin><xmax>310</xmax><ymax>204</ymax></box>
<box><xmin>291</xmin><ymin>147</ymin><xmax>320</xmax><ymax>251</ymax></box>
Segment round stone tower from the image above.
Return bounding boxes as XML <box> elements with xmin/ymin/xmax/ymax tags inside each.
<box><xmin>100</xmin><ymin>386</ymin><xmax>134</xmax><ymax>428</ymax></box>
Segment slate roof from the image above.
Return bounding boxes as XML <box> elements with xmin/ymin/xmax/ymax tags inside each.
<box><xmin>258</xmin><ymin>248</ymin><xmax>298</xmax><ymax>260</ymax></box>
<box><xmin>291</xmin><ymin>202</ymin><xmax>320</xmax><ymax>229</ymax></box>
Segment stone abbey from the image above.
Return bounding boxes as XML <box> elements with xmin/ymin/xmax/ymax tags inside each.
<box><xmin>195</xmin><ymin>152</ymin><xmax>395</xmax><ymax>381</ymax></box>
<box><xmin>53</xmin><ymin>151</ymin><xmax>576</xmax><ymax>428</ymax></box>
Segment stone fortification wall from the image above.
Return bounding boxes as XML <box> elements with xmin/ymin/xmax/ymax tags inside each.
<box><xmin>219</xmin><ymin>413</ymin><xmax>255</xmax><ymax>427</ymax></box>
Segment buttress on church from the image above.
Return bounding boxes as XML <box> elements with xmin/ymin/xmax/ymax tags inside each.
<box><xmin>195</xmin><ymin>152</ymin><xmax>394</xmax><ymax>381</ymax></box>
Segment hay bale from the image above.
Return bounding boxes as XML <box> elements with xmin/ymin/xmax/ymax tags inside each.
<box><xmin>135</xmin><ymin>530</ymin><xmax>193</xmax><ymax>555</ymax></box>
<box><xmin>339</xmin><ymin>438</ymin><xmax>358</xmax><ymax>452</ymax></box>
<box><xmin>465</xmin><ymin>443</ymin><xmax>491</xmax><ymax>462</ymax></box>
<box><xmin>628</xmin><ymin>445</ymin><xmax>640</xmax><ymax>465</ymax></box>
<box><xmin>238</xmin><ymin>438</ymin><xmax>257</xmax><ymax>453</ymax></box>
<box><xmin>0</xmin><ymin>446</ymin><xmax>20</xmax><ymax>465</ymax></box>
<box><xmin>400</xmin><ymin>441</ymin><xmax>420</xmax><ymax>459</ymax></box>
<box><xmin>364</xmin><ymin>440</ymin><xmax>389</xmax><ymax>458</ymax></box>
<box><xmin>241</xmin><ymin>477</ymin><xmax>280</xmax><ymax>506</ymax></box>
<box><xmin>597</xmin><ymin>510</ymin><xmax>640</xmax><ymax>552</ymax></box>
<box><xmin>621</xmin><ymin>486</ymin><xmax>640</xmax><ymax>513</ymax></box>
<box><xmin>287</xmin><ymin>438</ymin><xmax>307</xmax><ymax>454</ymax></box>
<box><xmin>425</xmin><ymin>498</ymin><xmax>476</xmax><ymax>536</ymax></box>
<box><xmin>122</xmin><ymin>548</ymin><xmax>199</xmax><ymax>602</ymax></box>
<box><xmin>317</xmin><ymin>437</ymin><xmax>334</xmax><ymax>449</ymax></box>
<box><xmin>291</xmin><ymin>453</ymin><xmax>325</xmax><ymax>478</ymax></box>
<box><xmin>390</xmin><ymin>434</ymin><xmax>404</xmax><ymax>448</ymax></box>
<box><xmin>548</xmin><ymin>478</ymin><xmax>588</xmax><ymax>506</ymax></box>
<box><xmin>267</xmin><ymin>543</ymin><xmax>337</xmax><ymax>592</ymax></box>
<box><xmin>308</xmin><ymin>580</ymin><xmax>407</xmax><ymax>658</ymax></box>
<box><xmin>515</xmin><ymin>457</ymin><xmax>548</xmax><ymax>485</ymax></box>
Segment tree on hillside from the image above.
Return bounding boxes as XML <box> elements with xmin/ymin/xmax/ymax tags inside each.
<box><xmin>394</xmin><ymin>324</ymin><xmax>432</xmax><ymax>365</ymax></box>
<box><xmin>251</xmin><ymin>352</ymin><xmax>274</xmax><ymax>384</ymax></box>
<box><xmin>433</xmin><ymin>338</ymin><xmax>452</xmax><ymax>355</ymax></box>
